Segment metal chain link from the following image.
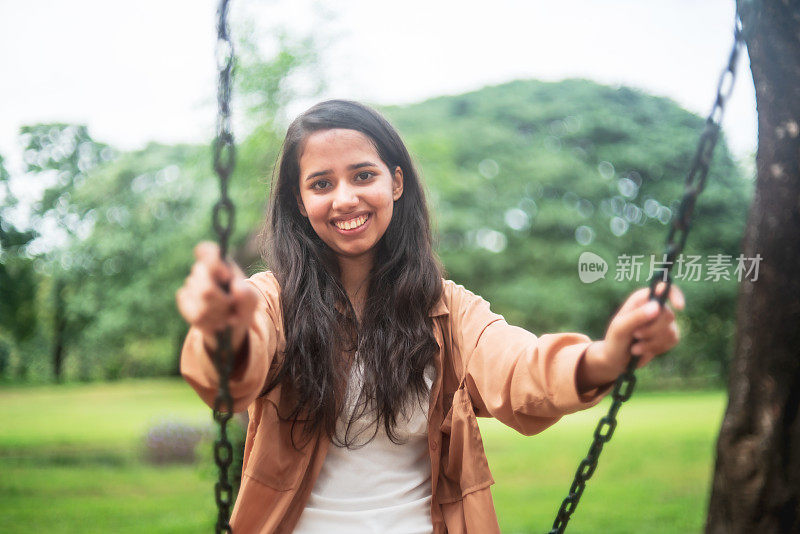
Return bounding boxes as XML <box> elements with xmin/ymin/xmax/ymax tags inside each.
<box><xmin>549</xmin><ymin>11</ymin><xmax>744</xmax><ymax>534</ymax></box>
<box><xmin>211</xmin><ymin>0</ymin><xmax>237</xmax><ymax>532</ymax></box>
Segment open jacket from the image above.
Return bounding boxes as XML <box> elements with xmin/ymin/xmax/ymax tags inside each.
<box><xmin>181</xmin><ymin>271</ymin><xmax>611</xmax><ymax>533</ymax></box>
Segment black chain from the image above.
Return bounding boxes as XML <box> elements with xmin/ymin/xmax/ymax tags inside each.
<box><xmin>211</xmin><ymin>0</ymin><xmax>237</xmax><ymax>532</ymax></box>
<box><xmin>549</xmin><ymin>11</ymin><xmax>744</xmax><ymax>534</ymax></box>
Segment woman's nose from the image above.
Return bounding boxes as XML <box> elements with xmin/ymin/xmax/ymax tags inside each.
<box><xmin>332</xmin><ymin>183</ymin><xmax>358</xmax><ymax>211</ymax></box>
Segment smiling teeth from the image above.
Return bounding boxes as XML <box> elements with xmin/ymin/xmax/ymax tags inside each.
<box><xmin>334</xmin><ymin>214</ymin><xmax>368</xmax><ymax>230</ymax></box>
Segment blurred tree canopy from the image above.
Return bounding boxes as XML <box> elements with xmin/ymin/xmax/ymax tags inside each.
<box><xmin>0</xmin><ymin>155</ymin><xmax>38</xmax><ymax>377</ymax></box>
<box><xmin>383</xmin><ymin>79</ymin><xmax>751</xmax><ymax>381</ymax></box>
<box><xmin>1</xmin><ymin>74</ymin><xmax>751</xmax><ymax>384</ymax></box>
<box><xmin>17</xmin><ymin>124</ymin><xmax>111</xmax><ymax>381</ymax></box>
<box><xmin>0</xmin><ymin>25</ymin><xmax>322</xmax><ymax>382</ymax></box>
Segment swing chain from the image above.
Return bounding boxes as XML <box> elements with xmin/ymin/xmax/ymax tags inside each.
<box><xmin>549</xmin><ymin>11</ymin><xmax>744</xmax><ymax>534</ymax></box>
<box><xmin>213</xmin><ymin>0</ymin><xmax>236</xmax><ymax>261</ymax></box>
<box><xmin>211</xmin><ymin>0</ymin><xmax>237</xmax><ymax>533</ymax></box>
<box><xmin>549</xmin><ymin>354</ymin><xmax>639</xmax><ymax>534</ymax></box>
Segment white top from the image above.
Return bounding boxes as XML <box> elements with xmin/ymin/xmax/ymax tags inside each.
<box><xmin>293</xmin><ymin>356</ymin><xmax>435</xmax><ymax>534</ymax></box>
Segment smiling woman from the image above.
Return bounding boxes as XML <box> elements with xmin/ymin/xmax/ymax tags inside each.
<box><xmin>295</xmin><ymin>128</ymin><xmax>404</xmax><ymax>303</ymax></box>
<box><xmin>175</xmin><ymin>99</ymin><xmax>683</xmax><ymax>533</ymax></box>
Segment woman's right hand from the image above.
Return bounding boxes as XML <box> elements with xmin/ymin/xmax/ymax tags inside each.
<box><xmin>176</xmin><ymin>241</ymin><xmax>259</xmax><ymax>355</ymax></box>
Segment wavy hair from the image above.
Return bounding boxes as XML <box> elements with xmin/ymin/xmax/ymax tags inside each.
<box><xmin>259</xmin><ymin>99</ymin><xmax>444</xmax><ymax>448</ymax></box>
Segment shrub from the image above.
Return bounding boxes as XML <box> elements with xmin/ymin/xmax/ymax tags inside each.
<box><xmin>142</xmin><ymin>417</ymin><xmax>212</xmax><ymax>464</ymax></box>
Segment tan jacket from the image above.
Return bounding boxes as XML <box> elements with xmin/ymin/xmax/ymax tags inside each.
<box><xmin>181</xmin><ymin>271</ymin><xmax>611</xmax><ymax>533</ymax></box>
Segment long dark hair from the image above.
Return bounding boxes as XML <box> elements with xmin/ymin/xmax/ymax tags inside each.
<box><xmin>260</xmin><ymin>99</ymin><xmax>444</xmax><ymax>448</ymax></box>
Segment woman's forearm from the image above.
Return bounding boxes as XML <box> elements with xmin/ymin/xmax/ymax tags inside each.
<box><xmin>576</xmin><ymin>340</ymin><xmax>619</xmax><ymax>394</ymax></box>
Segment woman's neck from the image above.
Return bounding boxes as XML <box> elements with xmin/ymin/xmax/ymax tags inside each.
<box><xmin>338</xmin><ymin>252</ymin><xmax>374</xmax><ymax>320</ymax></box>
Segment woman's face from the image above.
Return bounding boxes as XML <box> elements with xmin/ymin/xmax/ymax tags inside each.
<box><xmin>296</xmin><ymin>128</ymin><xmax>403</xmax><ymax>264</ymax></box>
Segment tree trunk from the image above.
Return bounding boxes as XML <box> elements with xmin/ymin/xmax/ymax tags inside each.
<box><xmin>52</xmin><ymin>276</ymin><xmax>66</xmax><ymax>383</ymax></box>
<box><xmin>706</xmin><ymin>1</ymin><xmax>800</xmax><ymax>532</ymax></box>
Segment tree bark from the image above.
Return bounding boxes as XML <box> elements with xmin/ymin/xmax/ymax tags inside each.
<box><xmin>706</xmin><ymin>1</ymin><xmax>800</xmax><ymax>532</ymax></box>
<box><xmin>52</xmin><ymin>276</ymin><xmax>66</xmax><ymax>383</ymax></box>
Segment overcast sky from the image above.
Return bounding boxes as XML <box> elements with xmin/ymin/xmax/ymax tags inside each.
<box><xmin>1</xmin><ymin>0</ymin><xmax>756</xmax><ymax>184</ymax></box>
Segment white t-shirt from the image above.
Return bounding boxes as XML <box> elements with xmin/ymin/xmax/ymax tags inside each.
<box><xmin>293</xmin><ymin>356</ymin><xmax>435</xmax><ymax>534</ymax></box>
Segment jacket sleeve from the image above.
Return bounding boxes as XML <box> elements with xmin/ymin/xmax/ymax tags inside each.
<box><xmin>180</xmin><ymin>272</ymin><xmax>281</xmax><ymax>414</ymax></box>
<box><xmin>447</xmin><ymin>280</ymin><xmax>612</xmax><ymax>436</ymax></box>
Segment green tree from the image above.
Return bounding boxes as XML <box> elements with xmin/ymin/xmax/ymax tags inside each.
<box><xmin>19</xmin><ymin>123</ymin><xmax>111</xmax><ymax>381</ymax></box>
<box><xmin>0</xmin><ymin>154</ymin><xmax>38</xmax><ymax>378</ymax></box>
<box><xmin>383</xmin><ymin>78</ymin><xmax>751</xmax><ymax>382</ymax></box>
<box><xmin>68</xmin><ymin>143</ymin><xmax>213</xmax><ymax>379</ymax></box>
<box><xmin>60</xmin><ymin>26</ymin><xmax>325</xmax><ymax>380</ymax></box>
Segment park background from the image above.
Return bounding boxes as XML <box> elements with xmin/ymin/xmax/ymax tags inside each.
<box><xmin>0</xmin><ymin>1</ymin><xmax>758</xmax><ymax>532</ymax></box>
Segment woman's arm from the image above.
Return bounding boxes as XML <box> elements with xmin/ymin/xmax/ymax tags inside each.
<box><xmin>177</xmin><ymin>243</ymin><xmax>281</xmax><ymax>414</ymax></box>
<box><xmin>449</xmin><ymin>281</ymin><xmax>605</xmax><ymax>435</ymax></box>
<box><xmin>448</xmin><ymin>280</ymin><xmax>682</xmax><ymax>435</ymax></box>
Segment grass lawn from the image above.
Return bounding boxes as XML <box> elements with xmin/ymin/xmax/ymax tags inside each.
<box><xmin>0</xmin><ymin>378</ymin><xmax>212</xmax><ymax>453</ymax></box>
<box><xmin>480</xmin><ymin>390</ymin><xmax>725</xmax><ymax>533</ymax></box>
<box><xmin>0</xmin><ymin>378</ymin><xmax>726</xmax><ymax>533</ymax></box>
<box><xmin>2</xmin><ymin>460</ymin><xmax>215</xmax><ymax>533</ymax></box>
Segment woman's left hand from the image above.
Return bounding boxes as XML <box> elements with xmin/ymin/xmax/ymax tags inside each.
<box><xmin>578</xmin><ymin>281</ymin><xmax>685</xmax><ymax>391</ymax></box>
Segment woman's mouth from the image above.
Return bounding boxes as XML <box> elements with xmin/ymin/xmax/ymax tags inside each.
<box><xmin>332</xmin><ymin>213</ymin><xmax>371</xmax><ymax>233</ymax></box>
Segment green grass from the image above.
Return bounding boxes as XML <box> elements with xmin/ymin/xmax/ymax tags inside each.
<box><xmin>0</xmin><ymin>379</ymin><xmax>726</xmax><ymax>533</ymax></box>
<box><xmin>2</xmin><ymin>461</ymin><xmax>215</xmax><ymax>533</ymax></box>
<box><xmin>480</xmin><ymin>390</ymin><xmax>725</xmax><ymax>533</ymax></box>
<box><xmin>0</xmin><ymin>378</ymin><xmax>218</xmax><ymax>533</ymax></box>
<box><xmin>0</xmin><ymin>378</ymin><xmax>211</xmax><ymax>453</ymax></box>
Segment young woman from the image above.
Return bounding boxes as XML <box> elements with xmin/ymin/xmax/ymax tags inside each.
<box><xmin>176</xmin><ymin>100</ymin><xmax>684</xmax><ymax>534</ymax></box>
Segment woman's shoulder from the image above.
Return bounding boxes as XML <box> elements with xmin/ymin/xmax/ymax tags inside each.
<box><xmin>436</xmin><ymin>278</ymin><xmax>495</xmax><ymax>317</ymax></box>
<box><xmin>438</xmin><ymin>277</ymin><xmax>506</xmax><ymax>331</ymax></box>
<box><xmin>439</xmin><ymin>278</ymin><xmax>488</xmax><ymax>303</ymax></box>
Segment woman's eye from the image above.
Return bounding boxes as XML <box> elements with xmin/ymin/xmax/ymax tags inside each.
<box><xmin>311</xmin><ymin>179</ymin><xmax>329</xmax><ymax>190</ymax></box>
<box><xmin>356</xmin><ymin>171</ymin><xmax>374</xmax><ymax>181</ymax></box>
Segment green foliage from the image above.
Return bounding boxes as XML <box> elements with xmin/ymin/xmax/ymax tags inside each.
<box><xmin>4</xmin><ymin>125</ymin><xmax>113</xmax><ymax>382</ymax></box>
<box><xmin>382</xmin><ymin>79</ymin><xmax>751</xmax><ymax>380</ymax></box>
<box><xmin>63</xmin><ymin>144</ymin><xmax>212</xmax><ymax>379</ymax></box>
<box><xmin>46</xmin><ymin>28</ymin><xmax>325</xmax><ymax>381</ymax></box>
<box><xmin>236</xmin><ymin>27</ymin><xmax>325</xmax><ymax>127</ymax></box>
<box><xmin>4</xmin><ymin>76</ymin><xmax>750</xmax><ymax>383</ymax></box>
<box><xmin>0</xmin><ymin>155</ymin><xmax>38</xmax><ymax>360</ymax></box>
<box><xmin>20</xmin><ymin>123</ymin><xmax>112</xmax><ymax>223</ymax></box>
<box><xmin>0</xmin><ymin>250</ymin><xmax>37</xmax><ymax>343</ymax></box>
